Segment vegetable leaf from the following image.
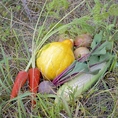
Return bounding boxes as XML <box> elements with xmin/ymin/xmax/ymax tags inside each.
<box><xmin>99</xmin><ymin>52</ymin><xmax>112</xmax><ymax>62</ymax></box>
<box><xmin>89</xmin><ymin>56</ymin><xmax>100</xmax><ymax>65</ymax></box>
<box><xmin>66</xmin><ymin>62</ymin><xmax>88</xmax><ymax>76</ymax></box>
<box><xmin>92</xmin><ymin>41</ymin><xmax>112</xmax><ymax>55</ymax></box>
<box><xmin>91</xmin><ymin>31</ymin><xmax>103</xmax><ymax>49</ymax></box>
<box><xmin>92</xmin><ymin>47</ymin><xmax>106</xmax><ymax>55</ymax></box>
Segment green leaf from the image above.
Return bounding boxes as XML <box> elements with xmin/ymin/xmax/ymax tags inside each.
<box><xmin>72</xmin><ymin>16</ymin><xmax>90</xmax><ymax>24</ymax></box>
<box><xmin>92</xmin><ymin>0</ymin><xmax>102</xmax><ymax>22</ymax></box>
<box><xmin>92</xmin><ymin>47</ymin><xmax>106</xmax><ymax>55</ymax></box>
<box><xmin>46</xmin><ymin>0</ymin><xmax>69</xmax><ymax>11</ymax></box>
<box><xmin>60</xmin><ymin>62</ymin><xmax>88</xmax><ymax>81</ymax></box>
<box><xmin>99</xmin><ymin>52</ymin><xmax>112</xmax><ymax>61</ymax></box>
<box><xmin>71</xmin><ymin>16</ymin><xmax>94</xmax><ymax>34</ymax></box>
<box><xmin>92</xmin><ymin>41</ymin><xmax>113</xmax><ymax>55</ymax></box>
<box><xmin>89</xmin><ymin>56</ymin><xmax>100</xmax><ymax>65</ymax></box>
<box><xmin>109</xmin><ymin>54</ymin><xmax>117</xmax><ymax>71</ymax></box>
<box><xmin>91</xmin><ymin>31</ymin><xmax>103</xmax><ymax>49</ymax></box>
<box><xmin>70</xmin><ymin>62</ymin><xmax>88</xmax><ymax>74</ymax></box>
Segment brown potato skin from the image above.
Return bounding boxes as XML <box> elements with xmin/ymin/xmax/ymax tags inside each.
<box><xmin>74</xmin><ymin>47</ymin><xmax>90</xmax><ymax>59</ymax></box>
<box><xmin>74</xmin><ymin>34</ymin><xmax>92</xmax><ymax>47</ymax></box>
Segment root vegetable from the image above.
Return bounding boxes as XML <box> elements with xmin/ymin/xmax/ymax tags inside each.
<box><xmin>10</xmin><ymin>71</ymin><xmax>28</xmax><ymax>99</ymax></box>
<box><xmin>74</xmin><ymin>33</ymin><xmax>92</xmax><ymax>47</ymax></box>
<box><xmin>74</xmin><ymin>47</ymin><xmax>90</xmax><ymax>59</ymax></box>
<box><xmin>28</xmin><ymin>68</ymin><xmax>40</xmax><ymax>106</ymax></box>
<box><xmin>38</xmin><ymin>81</ymin><xmax>56</xmax><ymax>94</ymax></box>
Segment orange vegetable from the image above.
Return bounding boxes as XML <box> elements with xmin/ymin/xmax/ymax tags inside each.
<box><xmin>10</xmin><ymin>71</ymin><xmax>28</xmax><ymax>99</ymax></box>
<box><xmin>28</xmin><ymin>68</ymin><xmax>40</xmax><ymax>106</ymax></box>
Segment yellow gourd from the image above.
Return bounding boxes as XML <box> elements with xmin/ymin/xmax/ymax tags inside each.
<box><xmin>36</xmin><ymin>39</ymin><xmax>75</xmax><ymax>80</ymax></box>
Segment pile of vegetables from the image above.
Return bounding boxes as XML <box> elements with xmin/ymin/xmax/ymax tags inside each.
<box><xmin>10</xmin><ymin>31</ymin><xmax>116</xmax><ymax>106</ymax></box>
<box><xmin>37</xmin><ymin>31</ymin><xmax>116</xmax><ymax>102</ymax></box>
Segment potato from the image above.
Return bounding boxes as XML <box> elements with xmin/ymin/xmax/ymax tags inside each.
<box><xmin>74</xmin><ymin>47</ymin><xmax>90</xmax><ymax>59</ymax></box>
<box><xmin>74</xmin><ymin>33</ymin><xmax>92</xmax><ymax>47</ymax></box>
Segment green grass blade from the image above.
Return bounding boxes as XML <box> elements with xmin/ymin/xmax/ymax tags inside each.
<box><xmin>31</xmin><ymin>0</ymin><xmax>48</xmax><ymax>68</ymax></box>
<box><xmin>61</xmin><ymin>97</ymin><xmax>72</xmax><ymax>118</ymax></box>
<box><xmin>36</xmin><ymin>23</ymin><xmax>71</xmax><ymax>51</ymax></box>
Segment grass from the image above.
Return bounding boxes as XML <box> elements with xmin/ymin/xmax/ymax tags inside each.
<box><xmin>0</xmin><ymin>0</ymin><xmax>118</xmax><ymax>117</ymax></box>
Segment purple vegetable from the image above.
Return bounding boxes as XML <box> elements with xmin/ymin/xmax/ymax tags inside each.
<box><xmin>38</xmin><ymin>81</ymin><xmax>56</xmax><ymax>94</ymax></box>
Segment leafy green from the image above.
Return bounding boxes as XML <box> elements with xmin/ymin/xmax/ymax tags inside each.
<box><xmin>62</xmin><ymin>62</ymin><xmax>88</xmax><ymax>78</ymax></box>
<box><xmin>92</xmin><ymin>41</ymin><xmax>112</xmax><ymax>55</ymax></box>
<box><xmin>89</xmin><ymin>56</ymin><xmax>100</xmax><ymax>65</ymax></box>
<box><xmin>99</xmin><ymin>52</ymin><xmax>113</xmax><ymax>62</ymax></box>
<box><xmin>91</xmin><ymin>31</ymin><xmax>103</xmax><ymax>49</ymax></box>
<box><xmin>89</xmin><ymin>31</ymin><xmax>115</xmax><ymax>65</ymax></box>
<box><xmin>71</xmin><ymin>62</ymin><xmax>88</xmax><ymax>74</ymax></box>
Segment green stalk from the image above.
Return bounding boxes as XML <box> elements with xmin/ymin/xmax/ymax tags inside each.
<box><xmin>33</xmin><ymin>0</ymin><xmax>48</xmax><ymax>68</ymax></box>
<box><xmin>25</xmin><ymin>0</ymin><xmax>48</xmax><ymax>71</ymax></box>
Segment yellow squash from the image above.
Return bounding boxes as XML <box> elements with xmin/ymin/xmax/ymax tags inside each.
<box><xmin>36</xmin><ymin>39</ymin><xmax>75</xmax><ymax>80</ymax></box>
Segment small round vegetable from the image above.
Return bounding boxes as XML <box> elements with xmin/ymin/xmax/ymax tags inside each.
<box><xmin>38</xmin><ymin>81</ymin><xmax>56</xmax><ymax>94</ymax></box>
<box><xmin>74</xmin><ymin>33</ymin><xmax>92</xmax><ymax>47</ymax></box>
<box><xmin>74</xmin><ymin>47</ymin><xmax>90</xmax><ymax>59</ymax></box>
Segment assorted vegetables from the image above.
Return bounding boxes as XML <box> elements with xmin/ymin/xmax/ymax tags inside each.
<box><xmin>55</xmin><ymin>61</ymin><xmax>110</xmax><ymax>103</ymax></box>
<box><xmin>10</xmin><ymin>31</ymin><xmax>116</xmax><ymax>106</ymax></box>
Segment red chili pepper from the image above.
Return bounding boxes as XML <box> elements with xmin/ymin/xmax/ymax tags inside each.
<box><xmin>28</xmin><ymin>68</ymin><xmax>40</xmax><ymax>106</ymax></box>
<box><xmin>10</xmin><ymin>71</ymin><xmax>28</xmax><ymax>99</ymax></box>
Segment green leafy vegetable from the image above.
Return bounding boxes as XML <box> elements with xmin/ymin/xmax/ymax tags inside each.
<box><xmin>91</xmin><ymin>31</ymin><xmax>103</xmax><ymax>49</ymax></box>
